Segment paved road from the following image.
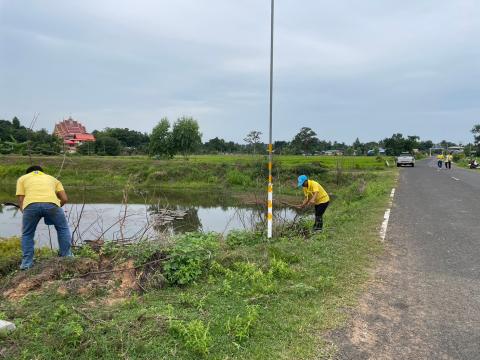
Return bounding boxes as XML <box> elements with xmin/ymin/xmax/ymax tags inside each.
<box><xmin>330</xmin><ymin>159</ymin><xmax>480</xmax><ymax>359</ymax></box>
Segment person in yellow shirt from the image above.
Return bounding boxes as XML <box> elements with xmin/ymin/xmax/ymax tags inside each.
<box><xmin>445</xmin><ymin>153</ymin><xmax>453</xmax><ymax>169</ymax></box>
<box><xmin>16</xmin><ymin>165</ymin><xmax>71</xmax><ymax>270</ymax></box>
<box><xmin>437</xmin><ymin>154</ymin><xmax>445</xmax><ymax>169</ymax></box>
<box><xmin>296</xmin><ymin>175</ymin><xmax>330</xmax><ymax>232</ymax></box>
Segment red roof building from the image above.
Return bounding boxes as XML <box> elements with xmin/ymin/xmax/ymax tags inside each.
<box><xmin>53</xmin><ymin>117</ymin><xmax>95</xmax><ymax>152</ymax></box>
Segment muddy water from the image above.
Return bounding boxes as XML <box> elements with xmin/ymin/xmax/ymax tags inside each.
<box><xmin>0</xmin><ymin>195</ymin><xmax>298</xmax><ymax>248</ymax></box>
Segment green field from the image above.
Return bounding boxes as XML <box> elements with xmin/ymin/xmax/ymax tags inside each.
<box><xmin>0</xmin><ymin>155</ymin><xmax>392</xmax><ymax>202</ymax></box>
<box><xmin>0</xmin><ymin>161</ymin><xmax>397</xmax><ymax>359</ymax></box>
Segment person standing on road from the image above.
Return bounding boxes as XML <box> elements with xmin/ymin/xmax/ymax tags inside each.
<box><xmin>437</xmin><ymin>153</ymin><xmax>444</xmax><ymax>168</ymax></box>
<box><xmin>296</xmin><ymin>175</ymin><xmax>330</xmax><ymax>232</ymax></box>
<box><xmin>445</xmin><ymin>153</ymin><xmax>453</xmax><ymax>169</ymax></box>
<box><xmin>16</xmin><ymin>165</ymin><xmax>72</xmax><ymax>270</ymax></box>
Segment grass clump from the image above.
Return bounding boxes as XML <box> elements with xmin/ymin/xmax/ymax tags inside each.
<box><xmin>169</xmin><ymin>316</ymin><xmax>212</xmax><ymax>358</ymax></box>
<box><xmin>0</xmin><ymin>238</ymin><xmax>55</xmax><ymax>275</ymax></box>
<box><xmin>226</xmin><ymin>305</ymin><xmax>259</xmax><ymax>343</ymax></box>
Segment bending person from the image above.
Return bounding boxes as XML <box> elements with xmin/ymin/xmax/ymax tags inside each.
<box><xmin>296</xmin><ymin>175</ymin><xmax>330</xmax><ymax>232</ymax></box>
<box><xmin>16</xmin><ymin>165</ymin><xmax>72</xmax><ymax>270</ymax></box>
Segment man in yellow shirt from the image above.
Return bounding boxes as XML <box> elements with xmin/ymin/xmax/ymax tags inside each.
<box><xmin>16</xmin><ymin>165</ymin><xmax>71</xmax><ymax>270</ymax></box>
<box><xmin>296</xmin><ymin>175</ymin><xmax>330</xmax><ymax>232</ymax></box>
<box><xmin>445</xmin><ymin>153</ymin><xmax>453</xmax><ymax>169</ymax></box>
<box><xmin>437</xmin><ymin>154</ymin><xmax>445</xmax><ymax>169</ymax></box>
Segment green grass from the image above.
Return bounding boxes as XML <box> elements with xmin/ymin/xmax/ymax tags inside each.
<box><xmin>0</xmin><ymin>170</ymin><xmax>396</xmax><ymax>359</ymax></box>
<box><xmin>0</xmin><ymin>238</ymin><xmax>55</xmax><ymax>275</ymax></box>
<box><xmin>0</xmin><ymin>154</ymin><xmax>392</xmax><ymax>202</ymax></box>
<box><xmin>454</xmin><ymin>156</ymin><xmax>479</xmax><ymax>170</ymax></box>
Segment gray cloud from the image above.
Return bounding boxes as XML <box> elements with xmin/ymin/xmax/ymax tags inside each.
<box><xmin>1</xmin><ymin>0</ymin><xmax>479</xmax><ymax>144</ymax></box>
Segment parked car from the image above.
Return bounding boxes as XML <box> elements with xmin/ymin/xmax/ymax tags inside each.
<box><xmin>396</xmin><ymin>152</ymin><xmax>415</xmax><ymax>167</ymax></box>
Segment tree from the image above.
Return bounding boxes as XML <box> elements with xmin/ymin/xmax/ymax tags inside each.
<box><xmin>12</xmin><ymin>117</ymin><xmax>20</xmax><ymax>129</ymax></box>
<box><xmin>95</xmin><ymin>136</ymin><xmax>121</xmax><ymax>156</ymax></box>
<box><xmin>382</xmin><ymin>133</ymin><xmax>420</xmax><ymax>156</ymax></box>
<box><xmin>171</xmin><ymin>117</ymin><xmax>202</xmax><ymax>158</ymax></box>
<box><xmin>149</xmin><ymin>118</ymin><xmax>174</xmax><ymax>158</ymax></box>
<box><xmin>243</xmin><ymin>130</ymin><xmax>263</xmax><ymax>155</ymax></box>
<box><xmin>204</xmin><ymin>137</ymin><xmax>227</xmax><ymax>153</ymax></box>
<box><xmin>418</xmin><ymin>140</ymin><xmax>434</xmax><ymax>152</ymax></box>
<box><xmin>291</xmin><ymin>127</ymin><xmax>319</xmax><ymax>154</ymax></box>
<box><xmin>273</xmin><ymin>140</ymin><xmax>289</xmax><ymax>154</ymax></box>
<box><xmin>100</xmin><ymin>127</ymin><xmax>149</xmax><ymax>152</ymax></box>
<box><xmin>472</xmin><ymin>125</ymin><xmax>480</xmax><ymax>155</ymax></box>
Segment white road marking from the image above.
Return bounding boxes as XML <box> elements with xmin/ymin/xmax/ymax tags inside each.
<box><xmin>380</xmin><ymin>188</ymin><xmax>396</xmax><ymax>242</ymax></box>
<box><xmin>452</xmin><ymin>177</ymin><xmax>460</xmax><ymax>181</ymax></box>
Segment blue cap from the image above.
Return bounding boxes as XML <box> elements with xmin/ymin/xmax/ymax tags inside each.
<box><xmin>297</xmin><ymin>175</ymin><xmax>308</xmax><ymax>188</ymax></box>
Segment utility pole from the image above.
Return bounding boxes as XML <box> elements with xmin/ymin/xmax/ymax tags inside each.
<box><xmin>267</xmin><ymin>0</ymin><xmax>275</xmax><ymax>239</ymax></box>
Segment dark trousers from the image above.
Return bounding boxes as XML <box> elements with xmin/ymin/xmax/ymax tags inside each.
<box><xmin>437</xmin><ymin>160</ymin><xmax>443</xmax><ymax>168</ymax></box>
<box><xmin>446</xmin><ymin>161</ymin><xmax>451</xmax><ymax>169</ymax></box>
<box><xmin>314</xmin><ymin>202</ymin><xmax>329</xmax><ymax>231</ymax></box>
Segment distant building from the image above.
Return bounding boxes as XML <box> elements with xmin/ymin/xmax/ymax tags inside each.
<box><xmin>323</xmin><ymin>150</ymin><xmax>344</xmax><ymax>156</ymax></box>
<box><xmin>367</xmin><ymin>148</ymin><xmax>386</xmax><ymax>156</ymax></box>
<box><xmin>53</xmin><ymin>117</ymin><xmax>95</xmax><ymax>153</ymax></box>
<box><xmin>447</xmin><ymin>146</ymin><xmax>464</xmax><ymax>154</ymax></box>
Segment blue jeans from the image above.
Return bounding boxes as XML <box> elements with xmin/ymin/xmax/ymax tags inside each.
<box><xmin>21</xmin><ymin>202</ymin><xmax>72</xmax><ymax>269</ymax></box>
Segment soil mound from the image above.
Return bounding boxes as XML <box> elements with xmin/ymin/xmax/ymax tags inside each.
<box><xmin>2</xmin><ymin>253</ymin><xmax>167</xmax><ymax>301</ymax></box>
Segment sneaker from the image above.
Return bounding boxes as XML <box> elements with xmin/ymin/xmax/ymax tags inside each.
<box><xmin>19</xmin><ymin>263</ymin><xmax>33</xmax><ymax>270</ymax></box>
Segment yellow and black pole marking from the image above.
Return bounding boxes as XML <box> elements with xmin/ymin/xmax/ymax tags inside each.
<box><xmin>267</xmin><ymin>144</ymin><xmax>273</xmax><ymax>238</ymax></box>
<box><xmin>267</xmin><ymin>0</ymin><xmax>274</xmax><ymax>239</ymax></box>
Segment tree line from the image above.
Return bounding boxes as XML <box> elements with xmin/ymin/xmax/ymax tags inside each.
<box><xmin>1</xmin><ymin>116</ymin><xmax>479</xmax><ymax>157</ymax></box>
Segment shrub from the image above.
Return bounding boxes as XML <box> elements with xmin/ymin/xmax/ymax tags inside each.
<box><xmin>225</xmin><ymin>230</ymin><xmax>263</xmax><ymax>248</ymax></box>
<box><xmin>163</xmin><ymin>233</ymin><xmax>219</xmax><ymax>285</ymax></box>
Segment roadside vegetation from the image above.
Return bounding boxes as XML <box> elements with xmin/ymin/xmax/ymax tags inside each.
<box><xmin>0</xmin><ymin>168</ymin><xmax>396</xmax><ymax>359</ymax></box>
<box><xmin>0</xmin><ymin>154</ymin><xmax>391</xmax><ymax>196</ymax></box>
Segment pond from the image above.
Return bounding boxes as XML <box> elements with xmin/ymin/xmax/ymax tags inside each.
<box><xmin>0</xmin><ymin>189</ymin><xmax>300</xmax><ymax>248</ymax></box>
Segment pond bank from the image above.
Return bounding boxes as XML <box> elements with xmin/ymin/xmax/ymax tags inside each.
<box><xmin>0</xmin><ymin>168</ymin><xmax>396</xmax><ymax>359</ymax></box>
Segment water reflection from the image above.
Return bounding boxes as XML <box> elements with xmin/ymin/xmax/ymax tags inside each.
<box><xmin>0</xmin><ymin>202</ymin><xmax>297</xmax><ymax>249</ymax></box>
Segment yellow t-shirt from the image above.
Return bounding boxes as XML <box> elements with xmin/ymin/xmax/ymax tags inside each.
<box><xmin>303</xmin><ymin>180</ymin><xmax>330</xmax><ymax>205</ymax></box>
<box><xmin>447</xmin><ymin>155</ymin><xmax>453</xmax><ymax>162</ymax></box>
<box><xmin>437</xmin><ymin>154</ymin><xmax>445</xmax><ymax>160</ymax></box>
<box><xmin>16</xmin><ymin>171</ymin><xmax>64</xmax><ymax>209</ymax></box>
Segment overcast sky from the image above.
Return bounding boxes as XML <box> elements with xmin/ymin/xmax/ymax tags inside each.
<box><xmin>1</xmin><ymin>0</ymin><xmax>479</xmax><ymax>144</ymax></box>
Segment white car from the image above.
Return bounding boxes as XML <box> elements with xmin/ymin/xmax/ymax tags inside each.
<box><xmin>396</xmin><ymin>153</ymin><xmax>415</xmax><ymax>167</ymax></box>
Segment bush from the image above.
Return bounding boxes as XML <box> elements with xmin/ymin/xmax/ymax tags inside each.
<box><xmin>225</xmin><ymin>230</ymin><xmax>263</xmax><ymax>248</ymax></box>
<box><xmin>163</xmin><ymin>233</ymin><xmax>219</xmax><ymax>285</ymax></box>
